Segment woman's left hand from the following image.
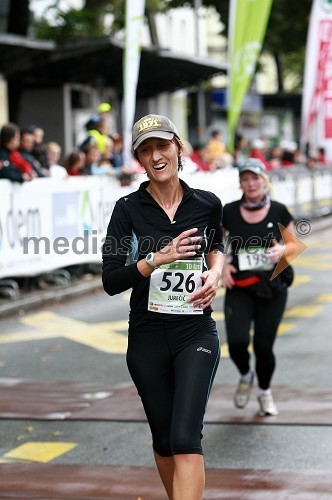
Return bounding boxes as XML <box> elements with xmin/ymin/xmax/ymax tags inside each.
<box><xmin>187</xmin><ymin>269</ymin><xmax>220</xmax><ymax>309</ymax></box>
<box><xmin>268</xmin><ymin>239</ymin><xmax>286</xmax><ymax>264</ymax></box>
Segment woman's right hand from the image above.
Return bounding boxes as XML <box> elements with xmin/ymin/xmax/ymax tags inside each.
<box><xmin>221</xmin><ymin>262</ymin><xmax>237</xmax><ymax>289</ymax></box>
<box><xmin>154</xmin><ymin>228</ymin><xmax>202</xmax><ymax>267</ymax></box>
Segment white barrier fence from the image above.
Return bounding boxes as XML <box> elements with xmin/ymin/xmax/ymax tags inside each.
<box><xmin>0</xmin><ymin>166</ymin><xmax>331</xmax><ymax>280</ymax></box>
<box><xmin>269</xmin><ymin>167</ymin><xmax>332</xmax><ymax>218</ymax></box>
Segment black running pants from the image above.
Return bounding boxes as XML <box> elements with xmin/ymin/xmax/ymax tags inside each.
<box><xmin>127</xmin><ymin>314</ymin><xmax>220</xmax><ymax>457</ymax></box>
<box><xmin>224</xmin><ymin>286</ymin><xmax>287</xmax><ymax>390</ymax></box>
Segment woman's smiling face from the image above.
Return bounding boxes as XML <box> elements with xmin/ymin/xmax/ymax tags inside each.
<box><xmin>136</xmin><ymin>137</ymin><xmax>180</xmax><ymax>183</ymax></box>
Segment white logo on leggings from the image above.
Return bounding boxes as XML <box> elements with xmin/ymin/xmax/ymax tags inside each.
<box><xmin>197</xmin><ymin>346</ymin><xmax>211</xmax><ymax>354</ymax></box>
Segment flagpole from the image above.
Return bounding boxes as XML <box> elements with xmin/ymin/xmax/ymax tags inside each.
<box><xmin>195</xmin><ymin>0</ymin><xmax>206</xmax><ymax>143</ymax></box>
<box><xmin>122</xmin><ymin>0</ymin><xmax>146</xmax><ymax>166</ymax></box>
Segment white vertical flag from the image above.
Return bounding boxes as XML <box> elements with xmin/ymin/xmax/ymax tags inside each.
<box><xmin>301</xmin><ymin>0</ymin><xmax>332</xmax><ymax>161</ymax></box>
<box><xmin>122</xmin><ymin>0</ymin><xmax>146</xmax><ymax>166</ymax></box>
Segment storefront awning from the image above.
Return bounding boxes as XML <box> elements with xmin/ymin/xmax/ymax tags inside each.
<box><xmin>0</xmin><ymin>33</ymin><xmax>55</xmax><ymax>74</ymax></box>
<box><xmin>4</xmin><ymin>36</ymin><xmax>227</xmax><ymax>98</ymax></box>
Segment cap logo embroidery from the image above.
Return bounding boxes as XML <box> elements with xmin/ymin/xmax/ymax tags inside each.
<box><xmin>137</xmin><ymin>117</ymin><xmax>162</xmax><ymax>132</ymax></box>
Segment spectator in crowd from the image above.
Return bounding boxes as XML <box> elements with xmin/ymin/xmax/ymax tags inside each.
<box><xmin>203</xmin><ymin>129</ymin><xmax>228</xmax><ymax>169</ymax></box>
<box><xmin>80</xmin><ymin>142</ymin><xmax>101</xmax><ymax>175</ymax></box>
<box><xmin>316</xmin><ymin>147</ymin><xmax>326</xmax><ymax>165</ymax></box>
<box><xmin>190</xmin><ymin>143</ymin><xmax>214</xmax><ymax>171</ymax></box>
<box><xmin>46</xmin><ymin>142</ymin><xmax>68</xmax><ymax>179</ymax></box>
<box><xmin>0</xmin><ymin>155</ymin><xmax>25</xmax><ymax>183</ymax></box>
<box><xmin>266</xmin><ymin>145</ymin><xmax>283</xmax><ymax>170</ymax></box>
<box><xmin>19</xmin><ymin>129</ymin><xmax>48</xmax><ymax>177</ymax></box>
<box><xmin>30</xmin><ymin>125</ymin><xmax>50</xmax><ymax>170</ymax></box>
<box><xmin>91</xmin><ymin>160</ymin><xmax>115</xmax><ymax>176</ymax></box>
<box><xmin>82</xmin><ymin>142</ymin><xmax>113</xmax><ymax>176</ymax></box>
<box><xmin>93</xmin><ymin>137</ymin><xmax>117</xmax><ymax>176</ymax></box>
<box><xmin>97</xmin><ymin>102</ymin><xmax>112</xmax><ymax>135</ymax></box>
<box><xmin>110</xmin><ymin>134</ymin><xmax>136</xmax><ymax>186</ymax></box>
<box><xmin>305</xmin><ymin>144</ymin><xmax>327</xmax><ymax>169</ymax></box>
<box><xmin>233</xmin><ymin>133</ymin><xmax>247</xmax><ymax>168</ymax></box>
<box><xmin>0</xmin><ymin>123</ymin><xmax>35</xmax><ymax>182</ymax></box>
<box><xmin>280</xmin><ymin>140</ymin><xmax>298</xmax><ymax>167</ymax></box>
<box><xmin>99</xmin><ymin>135</ymin><xmax>114</xmax><ymax>164</ymax></box>
<box><xmin>249</xmin><ymin>138</ymin><xmax>269</xmax><ymax>169</ymax></box>
<box><xmin>82</xmin><ymin>114</ymin><xmax>110</xmax><ymax>156</ymax></box>
<box><xmin>65</xmin><ymin>150</ymin><xmax>86</xmax><ymax>176</ymax></box>
<box><xmin>181</xmin><ymin>140</ymin><xmax>201</xmax><ymax>173</ymax></box>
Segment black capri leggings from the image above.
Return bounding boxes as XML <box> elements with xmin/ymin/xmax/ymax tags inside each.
<box><xmin>127</xmin><ymin>314</ymin><xmax>220</xmax><ymax>457</ymax></box>
<box><xmin>224</xmin><ymin>286</ymin><xmax>287</xmax><ymax>390</ymax></box>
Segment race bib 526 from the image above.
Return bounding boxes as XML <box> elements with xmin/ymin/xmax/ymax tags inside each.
<box><xmin>148</xmin><ymin>259</ymin><xmax>203</xmax><ymax>314</ymax></box>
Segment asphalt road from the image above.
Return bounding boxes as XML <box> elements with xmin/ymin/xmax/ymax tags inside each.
<box><xmin>0</xmin><ymin>218</ymin><xmax>332</xmax><ymax>497</ymax></box>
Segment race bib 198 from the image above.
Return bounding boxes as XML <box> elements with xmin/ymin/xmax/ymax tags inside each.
<box><xmin>148</xmin><ymin>259</ymin><xmax>203</xmax><ymax>314</ymax></box>
<box><xmin>238</xmin><ymin>247</ymin><xmax>274</xmax><ymax>271</ymax></box>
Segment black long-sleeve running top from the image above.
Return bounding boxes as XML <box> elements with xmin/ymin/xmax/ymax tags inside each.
<box><xmin>102</xmin><ymin>179</ymin><xmax>223</xmax><ymax>318</ymax></box>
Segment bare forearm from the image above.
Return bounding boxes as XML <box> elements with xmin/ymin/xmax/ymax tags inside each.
<box><xmin>206</xmin><ymin>250</ymin><xmax>224</xmax><ymax>279</ymax></box>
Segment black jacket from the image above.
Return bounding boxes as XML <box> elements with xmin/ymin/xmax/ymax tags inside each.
<box><xmin>0</xmin><ymin>148</ymin><xmax>24</xmax><ymax>183</ymax></box>
<box><xmin>102</xmin><ymin>179</ymin><xmax>223</xmax><ymax>318</ymax></box>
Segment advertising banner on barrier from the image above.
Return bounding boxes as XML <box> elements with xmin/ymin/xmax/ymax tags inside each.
<box><xmin>0</xmin><ymin>177</ymin><xmax>125</xmax><ymax>279</ymax></box>
<box><xmin>1</xmin><ymin>168</ymin><xmax>331</xmax><ymax>280</ymax></box>
<box><xmin>0</xmin><ymin>172</ymin><xmax>241</xmax><ymax>280</ymax></box>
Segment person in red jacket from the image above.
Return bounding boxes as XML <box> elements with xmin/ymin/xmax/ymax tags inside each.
<box><xmin>0</xmin><ymin>123</ymin><xmax>33</xmax><ymax>182</ymax></box>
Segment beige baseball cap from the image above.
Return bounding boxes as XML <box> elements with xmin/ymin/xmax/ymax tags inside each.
<box><xmin>132</xmin><ymin>114</ymin><xmax>180</xmax><ymax>151</ymax></box>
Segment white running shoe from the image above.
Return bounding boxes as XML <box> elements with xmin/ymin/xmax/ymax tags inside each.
<box><xmin>257</xmin><ymin>392</ymin><xmax>279</xmax><ymax>416</ymax></box>
<box><xmin>234</xmin><ymin>371</ymin><xmax>254</xmax><ymax>408</ymax></box>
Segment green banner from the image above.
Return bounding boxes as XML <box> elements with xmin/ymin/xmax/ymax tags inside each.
<box><xmin>227</xmin><ymin>0</ymin><xmax>273</xmax><ymax>152</ymax></box>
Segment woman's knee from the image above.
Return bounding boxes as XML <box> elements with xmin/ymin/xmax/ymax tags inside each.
<box><xmin>171</xmin><ymin>428</ymin><xmax>202</xmax><ymax>455</ymax></box>
<box><xmin>253</xmin><ymin>339</ymin><xmax>275</xmax><ymax>359</ymax></box>
<box><xmin>228</xmin><ymin>336</ymin><xmax>249</xmax><ymax>354</ymax></box>
<box><xmin>153</xmin><ymin>436</ymin><xmax>172</xmax><ymax>457</ymax></box>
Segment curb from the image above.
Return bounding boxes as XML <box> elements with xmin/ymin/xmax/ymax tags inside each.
<box><xmin>0</xmin><ymin>277</ymin><xmax>102</xmax><ymax>319</ymax></box>
<box><xmin>305</xmin><ymin>214</ymin><xmax>332</xmax><ymax>234</ymax></box>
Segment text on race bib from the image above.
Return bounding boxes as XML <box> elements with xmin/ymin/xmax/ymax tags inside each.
<box><xmin>148</xmin><ymin>259</ymin><xmax>203</xmax><ymax>315</ymax></box>
<box><xmin>238</xmin><ymin>247</ymin><xmax>274</xmax><ymax>272</ymax></box>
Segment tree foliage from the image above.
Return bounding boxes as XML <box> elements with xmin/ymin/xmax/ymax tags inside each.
<box><xmin>33</xmin><ymin>0</ymin><xmax>170</xmax><ymax>40</ymax></box>
<box><xmin>33</xmin><ymin>0</ymin><xmax>313</xmax><ymax>91</ymax></box>
<box><xmin>34</xmin><ymin>2</ymin><xmax>111</xmax><ymax>42</ymax></box>
<box><xmin>167</xmin><ymin>0</ymin><xmax>312</xmax><ymax>91</ymax></box>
